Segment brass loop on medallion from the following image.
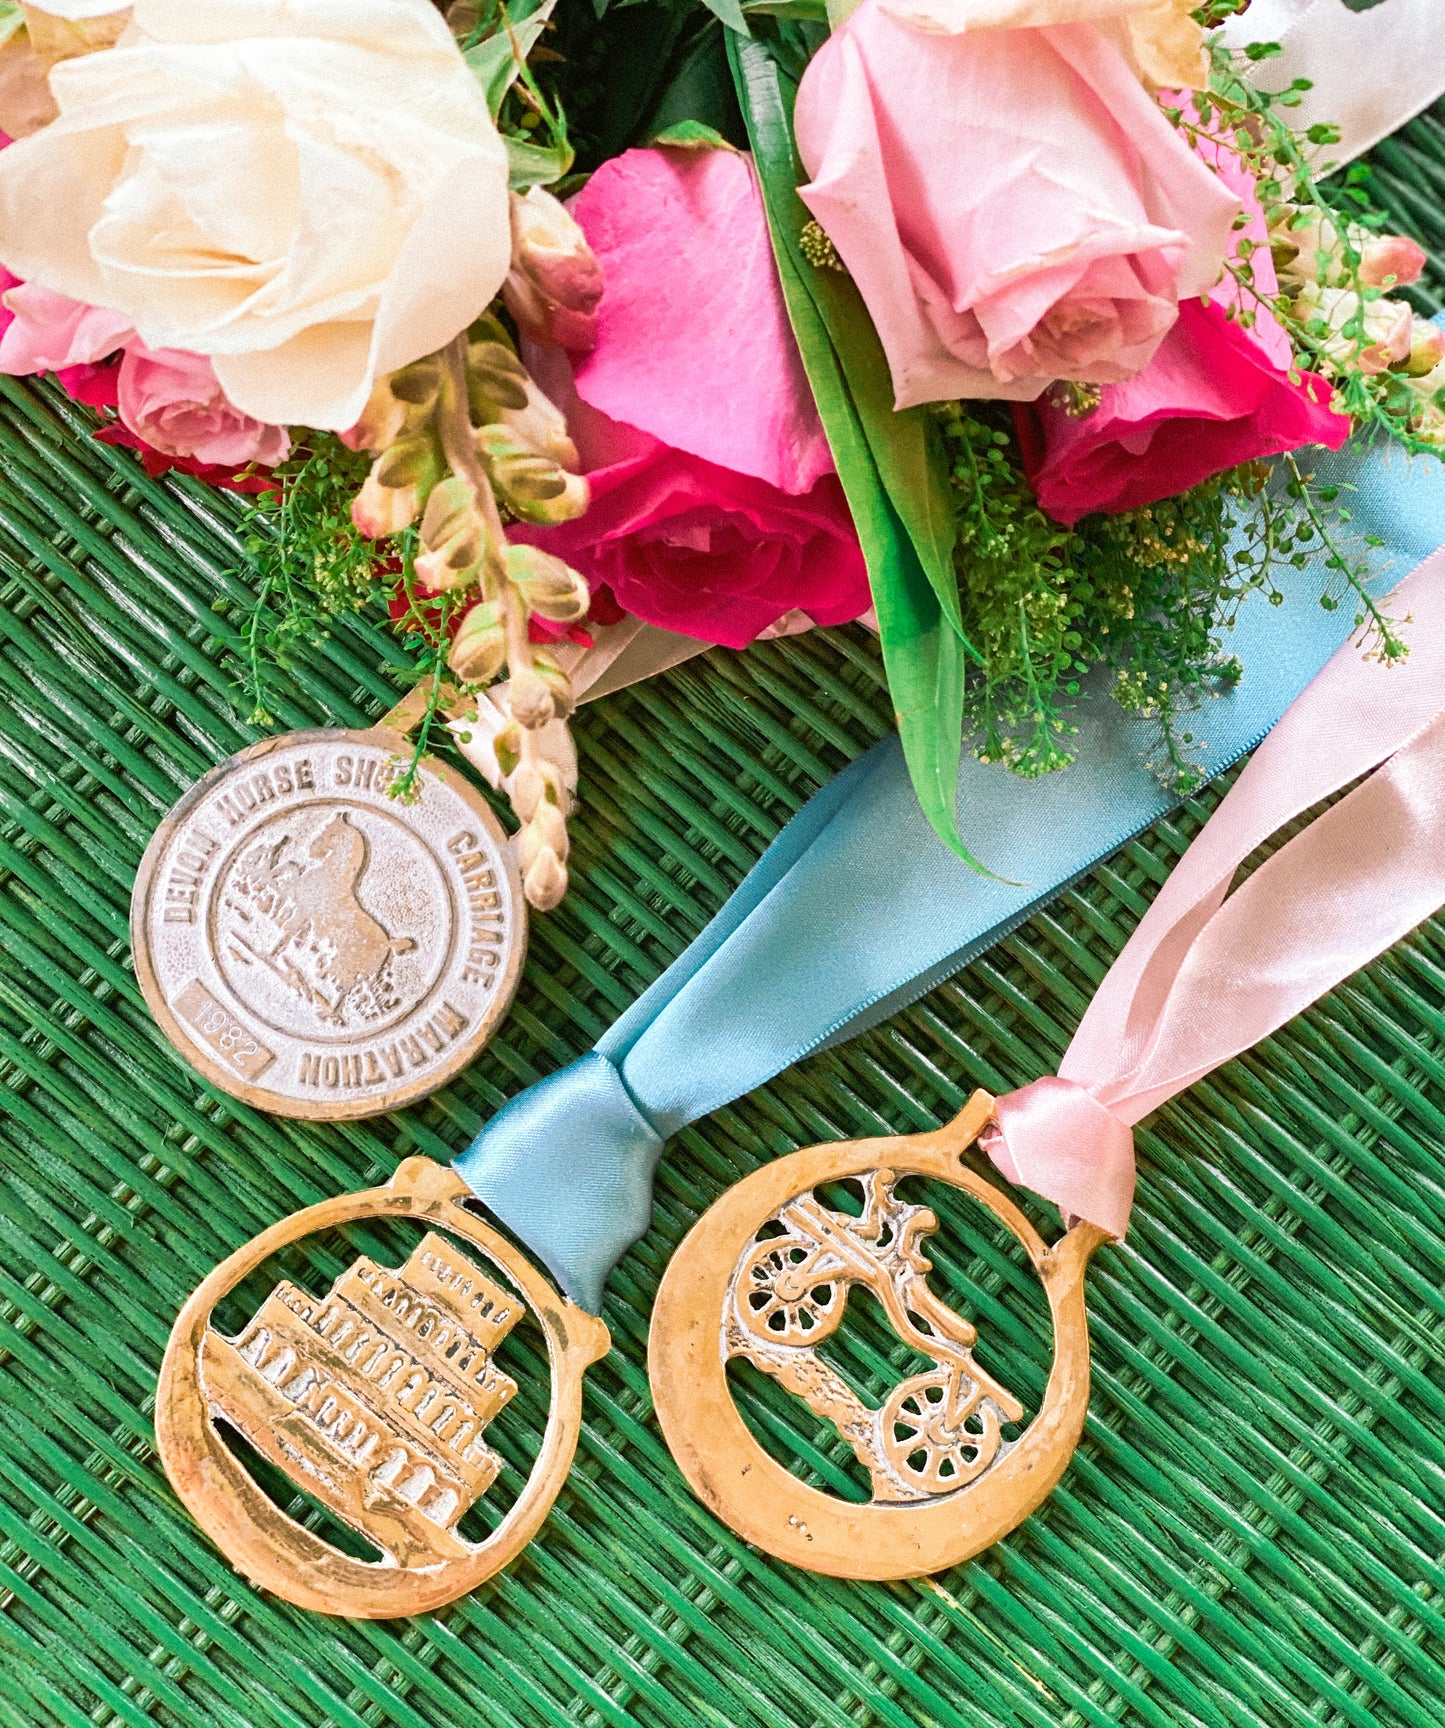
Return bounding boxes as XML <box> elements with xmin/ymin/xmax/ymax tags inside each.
<box><xmin>156</xmin><ymin>1157</ymin><xmax>610</xmax><ymax>1618</ymax></box>
<box><xmin>649</xmin><ymin>1092</ymin><xmax>1107</xmax><ymax>1580</ymax></box>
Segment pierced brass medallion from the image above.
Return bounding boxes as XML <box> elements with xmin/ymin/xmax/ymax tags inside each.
<box><xmin>650</xmin><ymin>1093</ymin><xmax>1107</xmax><ymax>1579</ymax></box>
<box><xmin>157</xmin><ymin>1157</ymin><xmax>609</xmax><ymax>1618</ymax></box>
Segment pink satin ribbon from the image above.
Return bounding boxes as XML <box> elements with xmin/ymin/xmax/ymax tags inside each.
<box><xmin>985</xmin><ymin>546</ymin><xmax>1445</xmax><ymax>1238</ymax></box>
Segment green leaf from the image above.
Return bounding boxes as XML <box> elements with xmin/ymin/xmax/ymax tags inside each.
<box><xmin>649</xmin><ymin>120</ymin><xmax>739</xmax><ymax>151</ymax></box>
<box><xmin>729</xmin><ymin>33</ymin><xmax>989</xmax><ymax>870</ymax></box>
<box><xmin>742</xmin><ymin>0</ymin><xmax>830</xmax><ymax>21</ymax></box>
<box><xmin>464</xmin><ymin>0</ymin><xmax>557</xmax><ymax>119</ymax></box>
<box><xmin>732</xmin><ymin>40</ymin><xmax>995</xmax><ymax>870</ymax></box>
<box><xmin>0</xmin><ymin>1</ymin><xmax>23</xmax><ymax>52</ymax></box>
<box><xmin>645</xmin><ymin>18</ymin><xmax>750</xmax><ymax>150</ymax></box>
<box><xmin>698</xmin><ymin>0</ymin><xmax>751</xmax><ymax>33</ymax></box>
<box><xmin>506</xmin><ymin>134</ymin><xmax>574</xmax><ymax>190</ymax></box>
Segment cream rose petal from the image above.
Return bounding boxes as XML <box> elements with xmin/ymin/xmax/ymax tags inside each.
<box><xmin>0</xmin><ymin>0</ymin><xmax>510</xmax><ymax>428</ymax></box>
<box><xmin>879</xmin><ymin>0</ymin><xmax>1207</xmax><ymax>88</ymax></box>
<box><xmin>0</xmin><ymin>118</ymin><xmax>126</xmax><ymax>302</ymax></box>
<box><xmin>20</xmin><ymin>0</ymin><xmax>130</xmax><ymax>16</ymax></box>
<box><xmin>215</xmin><ymin>149</ymin><xmax>510</xmax><ymax>428</ymax></box>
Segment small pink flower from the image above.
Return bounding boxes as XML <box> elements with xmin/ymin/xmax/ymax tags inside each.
<box><xmin>1359</xmin><ymin>298</ymin><xmax>1415</xmax><ymax>375</ymax></box>
<box><xmin>503</xmin><ymin>187</ymin><xmax>605</xmax><ymax>354</ymax></box>
<box><xmin>1403</xmin><ymin>319</ymin><xmax>1445</xmax><ymax>377</ymax></box>
<box><xmin>1359</xmin><ymin>233</ymin><xmax>1428</xmax><ymax>291</ymax></box>
<box><xmin>117</xmin><ymin>344</ymin><xmax>290</xmax><ymax>468</ymax></box>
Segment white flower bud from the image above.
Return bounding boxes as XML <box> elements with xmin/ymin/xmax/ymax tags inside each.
<box><xmin>501</xmin><ymin>375</ymin><xmax>580</xmax><ymax>470</ymax></box>
<box><xmin>448</xmin><ymin>600</ymin><xmax>507</xmax><ymax>683</ymax></box>
<box><xmin>522</xmin><ymin>845</ymin><xmax>568</xmax><ymax>911</ymax></box>
<box><xmin>508</xmin><ymin>667</ymin><xmax>556</xmax><ymax>730</ymax></box>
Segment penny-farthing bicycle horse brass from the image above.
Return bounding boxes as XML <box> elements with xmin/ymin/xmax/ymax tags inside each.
<box><xmin>131</xmin><ymin>727</ymin><xmax>525</xmax><ymax>1119</ymax></box>
<box><xmin>650</xmin><ymin>1092</ymin><xmax>1107</xmax><ymax>1579</ymax></box>
<box><xmin>155</xmin><ymin>1157</ymin><xmax>610</xmax><ymax>1618</ymax></box>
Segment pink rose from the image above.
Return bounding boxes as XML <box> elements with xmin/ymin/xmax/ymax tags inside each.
<box><xmin>116</xmin><ymin>344</ymin><xmax>290</xmax><ymax>469</ymax></box>
<box><xmin>1359</xmin><ymin>233</ymin><xmax>1427</xmax><ymax>291</ymax></box>
<box><xmin>794</xmin><ymin>3</ymin><xmax>1240</xmax><ymax>408</ymax></box>
<box><xmin>0</xmin><ymin>279</ymin><xmax>132</xmax><ymax>373</ymax></box>
<box><xmin>516</xmin><ymin>147</ymin><xmax>868</xmax><ymax>647</ymax></box>
<box><xmin>0</xmin><ymin>136</ymin><xmax>285</xmax><ymax>486</ymax></box>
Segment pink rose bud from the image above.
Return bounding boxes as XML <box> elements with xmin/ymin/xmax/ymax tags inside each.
<box><xmin>117</xmin><ymin>344</ymin><xmax>289</xmax><ymax>468</ymax></box>
<box><xmin>352</xmin><ymin>473</ymin><xmax>423</xmax><ymax>537</ymax></box>
<box><xmin>1400</xmin><ymin>319</ymin><xmax>1445</xmax><ymax>377</ymax></box>
<box><xmin>502</xmin><ymin>187</ymin><xmax>604</xmax><ymax>354</ymax></box>
<box><xmin>1359</xmin><ymin>233</ymin><xmax>1428</xmax><ymax>290</ymax></box>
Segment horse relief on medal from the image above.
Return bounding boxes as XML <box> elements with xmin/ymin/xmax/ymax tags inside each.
<box><xmin>132</xmin><ymin>728</ymin><xmax>525</xmax><ymax>1119</ymax></box>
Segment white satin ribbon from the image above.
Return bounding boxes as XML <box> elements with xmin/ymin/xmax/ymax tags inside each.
<box><xmin>1220</xmin><ymin>0</ymin><xmax>1445</xmax><ymax>168</ymax></box>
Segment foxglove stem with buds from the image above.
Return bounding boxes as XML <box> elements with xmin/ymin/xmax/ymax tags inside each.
<box><xmin>432</xmin><ymin>332</ymin><xmax>581</xmax><ymax>912</ymax></box>
<box><xmin>348</xmin><ymin>323</ymin><xmax>591</xmax><ymax>913</ymax></box>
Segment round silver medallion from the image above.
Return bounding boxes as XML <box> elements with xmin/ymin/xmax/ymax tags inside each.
<box><xmin>131</xmin><ymin>728</ymin><xmax>525</xmax><ymax>1119</ymax></box>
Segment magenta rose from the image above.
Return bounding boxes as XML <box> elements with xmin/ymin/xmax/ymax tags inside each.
<box><xmin>1018</xmin><ymin>301</ymin><xmax>1350</xmax><ymax>522</ymax></box>
<box><xmin>793</xmin><ymin>1</ymin><xmax>1240</xmax><ymax>409</ymax></box>
<box><xmin>518</xmin><ymin>146</ymin><xmax>869</xmax><ymax>647</ymax></box>
<box><xmin>1021</xmin><ymin>124</ymin><xmax>1350</xmax><ymax>522</ymax></box>
<box><xmin>518</xmin><ymin>359</ymin><xmax>866</xmax><ymax>648</ymax></box>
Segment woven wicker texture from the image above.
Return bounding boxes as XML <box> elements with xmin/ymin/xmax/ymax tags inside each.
<box><xmin>0</xmin><ymin>109</ymin><xmax>1443</xmax><ymax>1728</ymax></box>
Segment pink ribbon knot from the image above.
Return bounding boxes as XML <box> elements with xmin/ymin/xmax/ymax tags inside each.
<box><xmin>983</xmin><ymin>1078</ymin><xmax>1136</xmax><ymax>1239</ymax></box>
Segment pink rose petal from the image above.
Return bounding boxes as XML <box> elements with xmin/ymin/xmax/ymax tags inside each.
<box><xmin>566</xmin><ymin>146</ymin><xmax>836</xmax><ymax>497</ymax></box>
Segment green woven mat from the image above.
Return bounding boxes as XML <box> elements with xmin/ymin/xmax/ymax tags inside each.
<box><xmin>2</xmin><ymin>110</ymin><xmax>1445</xmax><ymax>1728</ymax></box>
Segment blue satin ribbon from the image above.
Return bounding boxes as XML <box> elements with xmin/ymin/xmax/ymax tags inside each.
<box><xmin>456</xmin><ymin>427</ymin><xmax>1445</xmax><ymax>1312</ymax></box>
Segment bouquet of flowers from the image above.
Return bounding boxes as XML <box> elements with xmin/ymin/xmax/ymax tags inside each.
<box><xmin>0</xmin><ymin>0</ymin><xmax>1439</xmax><ymax>899</ymax></box>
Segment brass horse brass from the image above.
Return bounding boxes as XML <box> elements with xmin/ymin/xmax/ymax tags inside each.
<box><xmin>157</xmin><ymin>1157</ymin><xmax>609</xmax><ymax>1617</ymax></box>
<box><xmin>650</xmin><ymin>1093</ymin><xmax>1107</xmax><ymax>1579</ymax></box>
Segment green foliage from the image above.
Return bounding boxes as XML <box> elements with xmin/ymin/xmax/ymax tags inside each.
<box><xmin>938</xmin><ymin>406</ymin><xmax>1394</xmax><ymax>792</ymax></box>
<box><xmin>546</xmin><ymin>2</ymin><xmax>747</xmax><ymax>169</ymax></box>
<box><xmin>235</xmin><ymin>436</ymin><xmax>468</xmax><ymax>800</ymax></box>
<box><xmin>457</xmin><ymin>0</ymin><xmax>575</xmax><ymax>186</ymax></box>
<box><xmin>235</xmin><ymin>437</ymin><xmax>382</xmax><ymax>727</ymax></box>
<box><xmin>730</xmin><ymin>27</ymin><xmax>987</xmax><ymax>871</ymax></box>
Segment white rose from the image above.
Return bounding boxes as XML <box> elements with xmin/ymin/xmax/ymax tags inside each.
<box><xmin>0</xmin><ymin>0</ymin><xmax>511</xmax><ymax>428</ymax></box>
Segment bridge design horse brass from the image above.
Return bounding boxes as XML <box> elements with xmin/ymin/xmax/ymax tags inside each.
<box><xmin>208</xmin><ymin>1230</ymin><xmax>521</xmax><ymax>1570</ymax></box>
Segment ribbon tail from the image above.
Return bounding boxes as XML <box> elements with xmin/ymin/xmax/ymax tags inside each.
<box><xmin>454</xmin><ymin>1051</ymin><xmax>666</xmax><ymax>1313</ymax></box>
